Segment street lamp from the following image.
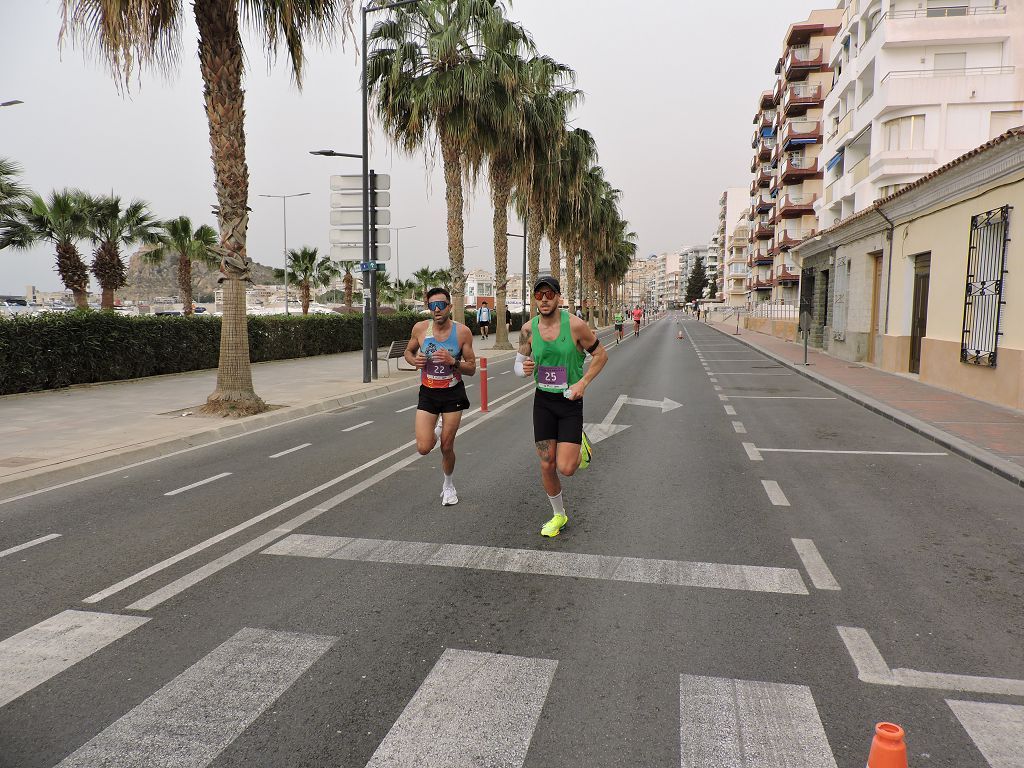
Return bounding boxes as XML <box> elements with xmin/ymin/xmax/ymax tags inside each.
<box><xmin>389</xmin><ymin>225</ymin><xmax>416</xmax><ymax>283</ymax></box>
<box><xmin>258</xmin><ymin>192</ymin><xmax>310</xmax><ymax>315</ymax></box>
<box><xmin>506</xmin><ymin>228</ymin><xmax>527</xmax><ymax>324</ymax></box>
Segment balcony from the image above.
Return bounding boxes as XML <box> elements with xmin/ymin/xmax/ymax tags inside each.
<box><xmin>775</xmin><ymin>266</ymin><xmax>801</xmax><ymax>285</ymax></box>
<box><xmin>876</xmin><ymin>67</ymin><xmax>1019</xmax><ymax>115</ymax></box>
<box><xmin>753</xmin><ymin>220</ymin><xmax>774</xmax><ymax>240</ymax></box>
<box><xmin>780</xmin><ymin>155</ymin><xmax>819</xmax><ymax>183</ymax></box>
<box><xmin>759</xmin><ymin>109</ymin><xmax>777</xmax><ymax>129</ymax></box>
<box><xmin>777</xmin><ymin>193</ymin><xmax>817</xmax><ymax>218</ymax></box>
<box><xmin>749</xmin><ymin>278</ymin><xmax>773</xmax><ymax>292</ymax></box>
<box><xmin>784</xmin><ymin>46</ymin><xmax>825</xmax><ymax>80</ymax></box>
<box><xmin>781</xmin><ymin>119</ymin><xmax>822</xmax><ymax>149</ymax></box>
<box><xmin>755</xmin><ymin>164</ymin><xmax>774</xmax><ymax>188</ymax></box>
<box><xmin>751</xmin><ymin>193</ymin><xmax>773</xmax><ymax>214</ymax></box>
<box><xmin>849</xmin><ymin>156</ymin><xmax>870</xmax><ymax>185</ymax></box>
<box><xmin>773</xmin><ymin>79</ymin><xmax>782</xmax><ymax>105</ymax></box>
<box><xmin>751</xmin><ymin>248</ymin><xmax>773</xmax><ymax>266</ymax></box>
<box><xmin>758</xmin><ymin>136</ymin><xmax>777</xmax><ymax>160</ymax></box>
<box><xmin>836</xmin><ymin>111</ymin><xmax>854</xmax><ymax>143</ymax></box>
<box><xmin>760</xmin><ymin>90</ymin><xmax>776</xmax><ymax>110</ymax></box>
<box><xmin>776</xmin><ymin>227</ymin><xmax>813</xmax><ymax>250</ymax></box>
<box><xmin>783</xmin><ymin>83</ymin><xmax>823</xmax><ymax>115</ymax></box>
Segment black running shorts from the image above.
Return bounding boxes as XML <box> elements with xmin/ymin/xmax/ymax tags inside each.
<box><xmin>533</xmin><ymin>388</ymin><xmax>584</xmax><ymax>444</ymax></box>
<box><xmin>417</xmin><ymin>382</ymin><xmax>470</xmax><ymax>415</ymax></box>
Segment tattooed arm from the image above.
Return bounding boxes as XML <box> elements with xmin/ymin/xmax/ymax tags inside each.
<box><xmin>515</xmin><ymin>325</ymin><xmax>534</xmax><ymax>377</ymax></box>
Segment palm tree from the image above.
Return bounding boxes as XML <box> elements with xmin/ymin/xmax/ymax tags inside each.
<box><xmin>143</xmin><ymin>216</ymin><xmax>219</xmax><ymax>315</ymax></box>
<box><xmin>0</xmin><ymin>189</ymin><xmax>91</xmax><ymax>308</ymax></box>
<box><xmin>336</xmin><ymin>259</ymin><xmax>358</xmax><ymax>309</ymax></box>
<box><xmin>410</xmin><ymin>266</ymin><xmax>438</xmax><ymax>300</ymax></box>
<box><xmin>83</xmin><ymin>195</ymin><xmax>161</xmax><ymax>310</ymax></box>
<box><xmin>0</xmin><ymin>158</ymin><xmax>30</xmax><ymax>221</ymax></box>
<box><xmin>367</xmin><ymin>0</ymin><xmax>530</xmax><ymax>320</ymax></box>
<box><xmin>60</xmin><ymin>0</ymin><xmax>354</xmax><ymax>415</ymax></box>
<box><xmin>549</xmin><ymin>127</ymin><xmax>597</xmax><ymax>313</ymax></box>
<box><xmin>284</xmin><ymin>247</ymin><xmax>340</xmax><ymax>315</ymax></box>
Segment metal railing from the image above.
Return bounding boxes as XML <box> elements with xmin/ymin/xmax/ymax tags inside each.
<box><xmin>870</xmin><ymin>6</ymin><xmax>1005</xmax><ymax>33</ymax></box>
<box><xmin>881</xmin><ymin>66</ymin><xmax>1015</xmax><ymax>82</ymax></box>
<box><xmin>751</xmin><ymin>303</ymin><xmax>800</xmax><ymax>319</ymax></box>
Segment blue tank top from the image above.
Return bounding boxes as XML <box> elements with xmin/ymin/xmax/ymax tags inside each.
<box><xmin>421</xmin><ymin>320</ymin><xmax>462</xmax><ymax>389</ymax></box>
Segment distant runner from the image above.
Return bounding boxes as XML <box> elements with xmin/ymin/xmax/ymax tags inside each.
<box><xmin>406</xmin><ymin>287</ymin><xmax>477</xmax><ymax>506</ymax></box>
<box><xmin>476</xmin><ymin>300</ymin><xmax>491</xmax><ymax>340</ymax></box>
<box><xmin>632</xmin><ymin>305</ymin><xmax>643</xmax><ymax>337</ymax></box>
<box><xmin>516</xmin><ymin>276</ymin><xmax>608</xmax><ymax>537</ymax></box>
<box><xmin>613</xmin><ymin>309</ymin><xmax>624</xmax><ymax>344</ymax></box>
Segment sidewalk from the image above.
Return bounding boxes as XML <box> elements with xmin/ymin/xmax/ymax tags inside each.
<box><xmin>704</xmin><ymin>318</ymin><xmax>1024</xmax><ymax>487</ymax></box>
<box><xmin>0</xmin><ymin>334</ymin><xmax>519</xmax><ymax>498</ymax></box>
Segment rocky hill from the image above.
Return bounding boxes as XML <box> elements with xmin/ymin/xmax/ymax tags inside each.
<box><xmin>119</xmin><ymin>249</ymin><xmax>281</xmax><ymax>303</ymax></box>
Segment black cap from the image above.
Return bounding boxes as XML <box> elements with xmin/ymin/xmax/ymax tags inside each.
<box><xmin>533</xmin><ymin>275</ymin><xmax>561</xmax><ymax>294</ymax></box>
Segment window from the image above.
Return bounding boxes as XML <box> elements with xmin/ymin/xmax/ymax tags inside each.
<box><xmin>934</xmin><ymin>52</ymin><xmax>967</xmax><ymax>72</ymax></box>
<box><xmin>927</xmin><ymin>0</ymin><xmax>968</xmax><ymax>17</ymax></box>
<box><xmin>961</xmin><ymin>206</ymin><xmax>1011</xmax><ymax>367</ymax></box>
<box><xmin>884</xmin><ymin>115</ymin><xmax>926</xmax><ymax>151</ymax></box>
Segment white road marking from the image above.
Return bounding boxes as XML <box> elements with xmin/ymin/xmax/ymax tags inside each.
<box><xmin>124</xmin><ymin>384</ymin><xmax>541</xmax><ymax>610</ymax></box>
<box><xmin>731</xmin><ymin>421</ymin><xmax>746</xmax><ymax>434</ymax></box>
<box><xmin>705</xmin><ymin>372</ymin><xmax>792</xmax><ymax>376</ymax></box>
<box><xmin>366</xmin><ymin>649</ymin><xmax>555</xmax><ymax>768</ymax></box>
<box><xmin>713</xmin><ymin>386</ymin><xmax>722</xmax><ymax>391</ymax></box>
<box><xmin>583</xmin><ymin>422</ymin><xmax>631</xmax><ymax>444</ymax></box>
<box><xmin>719</xmin><ymin>394</ymin><xmax>729</xmax><ymax>401</ymax></box>
<box><xmin>54</xmin><ymin>628</ymin><xmax>334</xmax><ymax>768</ymax></box>
<box><xmin>342</xmin><ymin>420</ymin><xmax>373</xmax><ymax>432</ymax></box>
<box><xmin>709</xmin><ymin>377</ymin><xmax>718</xmax><ymax>383</ymax></box>
<box><xmin>791</xmin><ymin>539</ymin><xmax>840</xmax><ymax>590</ymax></box>
<box><xmin>0</xmin><ymin>532</ymin><xmax>61</xmax><ymax>559</ymax></box>
<box><xmin>464</xmin><ymin>383</ymin><xmax>473</xmax><ymax>389</ymax></box>
<box><xmin>758</xmin><ymin>448</ymin><xmax>947</xmax><ymax>456</ymax></box>
<box><xmin>164</xmin><ymin>472</ymin><xmax>232</xmax><ymax>497</ymax></box>
<box><xmin>838</xmin><ymin>626</ymin><xmax>1024</xmax><ymax>695</ymax></box>
<box><xmin>694</xmin><ymin>359</ymin><xmax>762</xmax><ymax>362</ymax></box>
<box><xmin>395</xmin><ymin>403</ymin><xmax>418</xmax><ymax>413</ymax></box>
<box><xmin>500</xmin><ymin>370</ymin><xmax>511</xmax><ymax>375</ymax></box>
<box><xmin>743</xmin><ymin>443</ymin><xmax>763</xmax><ymax>461</ymax></box>
<box><xmin>721</xmin><ymin>396</ymin><xmax>836</xmax><ymax>400</ymax></box>
<box><xmin>262</xmin><ymin>534</ymin><xmax>810</xmax><ymax>595</ymax></box>
<box><xmin>761</xmin><ymin>480</ymin><xmax>790</xmax><ymax>506</ymax></box>
<box><xmin>0</xmin><ymin>610</ymin><xmax>149</xmax><ymax>708</ymax></box>
<box><xmin>679</xmin><ymin>675</ymin><xmax>838</xmax><ymax>768</ymax></box>
<box><xmin>947</xmin><ymin>699</ymin><xmax>1024</xmax><ymax>768</ymax></box>
<box><xmin>724</xmin><ymin>405</ymin><xmax>737</xmax><ymax>415</ymax></box>
<box><xmin>601</xmin><ymin>395</ymin><xmax>682</xmax><ymax>425</ymax></box>
<box><xmin>268</xmin><ymin>443</ymin><xmax>311</xmax><ymax>459</ymax></box>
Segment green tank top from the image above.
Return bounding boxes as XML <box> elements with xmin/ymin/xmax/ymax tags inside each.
<box><xmin>614</xmin><ymin>312</ymin><xmax>623</xmax><ymax>323</ymax></box>
<box><xmin>532</xmin><ymin>310</ymin><xmax>585</xmax><ymax>393</ymax></box>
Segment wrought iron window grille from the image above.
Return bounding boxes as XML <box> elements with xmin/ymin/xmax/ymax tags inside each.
<box><xmin>961</xmin><ymin>205</ymin><xmax>1011</xmax><ymax>367</ymax></box>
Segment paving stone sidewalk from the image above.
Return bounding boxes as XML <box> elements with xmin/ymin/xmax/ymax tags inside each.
<box><xmin>704</xmin><ymin>318</ymin><xmax>1024</xmax><ymax>485</ymax></box>
<box><xmin>0</xmin><ymin>335</ymin><xmax>518</xmax><ymax>496</ymax></box>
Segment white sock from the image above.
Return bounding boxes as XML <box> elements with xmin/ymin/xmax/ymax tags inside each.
<box><xmin>547</xmin><ymin>492</ymin><xmax>564</xmax><ymax>516</ymax></box>
<box><xmin>444</xmin><ymin>473</ymin><xmax>454</xmax><ymax>489</ymax></box>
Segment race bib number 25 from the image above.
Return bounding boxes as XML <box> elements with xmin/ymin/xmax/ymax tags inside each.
<box><xmin>537</xmin><ymin>365</ymin><xmax>568</xmax><ymax>389</ymax></box>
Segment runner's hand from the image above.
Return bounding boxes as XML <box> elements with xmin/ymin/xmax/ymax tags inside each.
<box><xmin>414</xmin><ymin>351</ymin><xmax>428</xmax><ymax>369</ymax></box>
<box><xmin>433</xmin><ymin>348</ymin><xmax>456</xmax><ymax>366</ymax></box>
<box><xmin>564</xmin><ymin>381</ymin><xmax>586</xmax><ymax>400</ymax></box>
<box><xmin>522</xmin><ymin>358</ymin><xmax>535</xmax><ymax>376</ymax></box>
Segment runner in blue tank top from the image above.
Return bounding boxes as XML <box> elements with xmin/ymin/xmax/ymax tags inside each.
<box><xmin>405</xmin><ymin>287</ymin><xmax>477</xmax><ymax>506</ymax></box>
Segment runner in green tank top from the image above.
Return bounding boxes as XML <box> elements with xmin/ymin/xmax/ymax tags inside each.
<box><xmin>515</xmin><ymin>276</ymin><xmax>609</xmax><ymax>538</ymax></box>
<box><xmin>613</xmin><ymin>310</ymin><xmax>625</xmax><ymax>344</ymax></box>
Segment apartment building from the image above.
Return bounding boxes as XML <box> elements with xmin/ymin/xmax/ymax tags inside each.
<box><xmin>748</xmin><ymin>8</ymin><xmax>844</xmax><ymax>308</ymax></box>
<box><xmin>464</xmin><ymin>269</ymin><xmax>495</xmax><ymax>308</ymax></box>
<box><xmin>655</xmin><ymin>252</ymin><xmax>683</xmax><ymax>307</ymax></box>
<box><xmin>625</xmin><ymin>257</ymin><xmax>658</xmax><ymax>308</ymax></box>
<box><xmin>716</xmin><ymin>187</ymin><xmax>749</xmax><ymax>306</ymax></box>
<box><xmin>818</xmin><ymin>0</ymin><xmax>1023</xmax><ymax>228</ymax></box>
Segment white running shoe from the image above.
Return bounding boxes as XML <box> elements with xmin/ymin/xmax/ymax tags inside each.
<box><xmin>441</xmin><ymin>485</ymin><xmax>459</xmax><ymax>506</ymax></box>
<box><xmin>434</xmin><ymin>419</ymin><xmax>442</xmax><ymax>442</ymax></box>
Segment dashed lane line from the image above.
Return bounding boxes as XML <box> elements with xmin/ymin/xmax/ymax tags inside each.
<box><xmin>761</xmin><ymin>480</ymin><xmax>790</xmax><ymax>507</ymax></box>
<box><xmin>0</xmin><ymin>533</ymin><xmax>62</xmax><ymax>560</ymax></box>
<box><xmin>164</xmin><ymin>473</ymin><xmax>232</xmax><ymax>497</ymax></box>
<box><xmin>731</xmin><ymin>422</ymin><xmax>746</xmax><ymax>434</ymax></box>
<box><xmin>341</xmin><ymin>421</ymin><xmax>373</xmax><ymax>433</ymax></box>
<box><xmin>268</xmin><ymin>443</ymin><xmax>311</xmax><ymax>459</ymax></box>
<box><xmin>791</xmin><ymin>539</ymin><xmax>840</xmax><ymax>590</ymax></box>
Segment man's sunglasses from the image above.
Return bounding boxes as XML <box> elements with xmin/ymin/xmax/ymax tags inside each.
<box><xmin>533</xmin><ymin>288</ymin><xmax>556</xmax><ymax>300</ymax></box>
<box><xmin>427</xmin><ymin>300</ymin><xmax>449</xmax><ymax>311</ymax></box>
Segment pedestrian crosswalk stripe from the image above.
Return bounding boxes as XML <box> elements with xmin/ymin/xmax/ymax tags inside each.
<box><xmin>262</xmin><ymin>534</ymin><xmax>809</xmax><ymax>595</ymax></box>
<box><xmin>53</xmin><ymin>627</ymin><xmax>335</xmax><ymax>768</ymax></box>
<box><xmin>679</xmin><ymin>675</ymin><xmax>838</xmax><ymax>767</ymax></box>
<box><xmin>0</xmin><ymin>610</ymin><xmax>149</xmax><ymax>708</ymax></box>
<box><xmin>366</xmin><ymin>649</ymin><xmax>556</xmax><ymax>767</ymax></box>
<box><xmin>947</xmin><ymin>699</ymin><xmax>1024</xmax><ymax>768</ymax></box>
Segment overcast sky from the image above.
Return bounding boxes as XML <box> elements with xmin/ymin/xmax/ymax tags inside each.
<box><xmin>0</xmin><ymin>0</ymin><xmax>823</xmax><ymax>294</ymax></box>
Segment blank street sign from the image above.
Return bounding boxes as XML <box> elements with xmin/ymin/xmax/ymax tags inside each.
<box><xmin>330</xmin><ymin>228</ymin><xmax>391</xmax><ymax>246</ymax></box>
<box><xmin>331</xmin><ymin>209</ymin><xmax>391</xmax><ymax>226</ymax></box>
<box><xmin>330</xmin><ymin>245</ymin><xmax>391</xmax><ymax>262</ymax></box>
<box><xmin>330</xmin><ymin>174</ymin><xmax>391</xmax><ymax>191</ymax></box>
<box><xmin>330</xmin><ymin>191</ymin><xmax>391</xmax><ymax>208</ymax></box>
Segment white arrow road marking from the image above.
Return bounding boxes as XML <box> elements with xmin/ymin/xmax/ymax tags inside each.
<box><xmin>947</xmin><ymin>699</ymin><xmax>1024</xmax><ymax>767</ymax></box>
<box><xmin>602</xmin><ymin>395</ymin><xmax>683</xmax><ymax>425</ymax></box>
<box><xmin>838</xmin><ymin>627</ymin><xmax>1024</xmax><ymax>695</ymax></box>
<box><xmin>583</xmin><ymin>423</ymin><xmax>631</xmax><ymax>444</ymax></box>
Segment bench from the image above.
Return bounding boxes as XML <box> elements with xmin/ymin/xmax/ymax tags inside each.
<box><xmin>379</xmin><ymin>339</ymin><xmax>415</xmax><ymax>377</ymax></box>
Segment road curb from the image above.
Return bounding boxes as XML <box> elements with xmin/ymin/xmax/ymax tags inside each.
<box><xmin>705</xmin><ymin>323</ymin><xmax>1024</xmax><ymax>489</ymax></box>
<box><xmin>0</xmin><ymin>348</ymin><xmax>519</xmax><ymax>502</ymax></box>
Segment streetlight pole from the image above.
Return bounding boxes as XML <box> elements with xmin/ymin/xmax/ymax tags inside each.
<box><xmin>258</xmin><ymin>192</ymin><xmax>310</xmax><ymax>315</ymax></box>
<box><xmin>390</xmin><ymin>225</ymin><xmax>416</xmax><ymax>284</ymax></box>
<box><xmin>506</xmin><ymin>228</ymin><xmax>527</xmax><ymax>326</ymax></box>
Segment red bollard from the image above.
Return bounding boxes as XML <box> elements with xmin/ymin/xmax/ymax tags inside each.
<box><xmin>480</xmin><ymin>357</ymin><xmax>488</xmax><ymax>412</ymax></box>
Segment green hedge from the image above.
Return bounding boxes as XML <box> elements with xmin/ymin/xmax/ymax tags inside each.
<box><xmin>0</xmin><ymin>311</ymin><xmax>422</xmax><ymax>395</ymax></box>
<box><xmin>0</xmin><ymin>308</ymin><xmax>530</xmax><ymax>395</ymax></box>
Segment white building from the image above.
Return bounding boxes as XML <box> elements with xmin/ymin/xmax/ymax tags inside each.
<box><xmin>716</xmin><ymin>187</ymin><xmax>748</xmax><ymax>302</ymax></box>
<box><xmin>464</xmin><ymin>269</ymin><xmax>495</xmax><ymax>308</ymax></box>
<box><xmin>655</xmin><ymin>251</ymin><xmax>682</xmax><ymax>307</ymax></box>
<box><xmin>818</xmin><ymin>0</ymin><xmax>1024</xmax><ymax>228</ymax></box>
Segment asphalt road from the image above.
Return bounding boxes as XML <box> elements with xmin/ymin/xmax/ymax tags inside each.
<box><xmin>2</xmin><ymin>314</ymin><xmax>1022</xmax><ymax>767</ymax></box>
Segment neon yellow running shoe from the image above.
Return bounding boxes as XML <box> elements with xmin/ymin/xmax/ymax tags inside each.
<box><xmin>578</xmin><ymin>431</ymin><xmax>593</xmax><ymax>470</ymax></box>
<box><xmin>540</xmin><ymin>513</ymin><xmax>568</xmax><ymax>537</ymax></box>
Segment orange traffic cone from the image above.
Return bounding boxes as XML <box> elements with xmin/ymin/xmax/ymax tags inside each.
<box><xmin>867</xmin><ymin>722</ymin><xmax>908</xmax><ymax>768</ymax></box>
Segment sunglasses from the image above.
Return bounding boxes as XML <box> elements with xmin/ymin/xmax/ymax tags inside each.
<box><xmin>533</xmin><ymin>288</ymin><xmax>556</xmax><ymax>301</ymax></box>
<box><xmin>427</xmin><ymin>300</ymin><xmax>449</xmax><ymax>311</ymax></box>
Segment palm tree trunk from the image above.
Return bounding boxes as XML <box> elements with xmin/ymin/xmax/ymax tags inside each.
<box><xmin>549</xmin><ymin>237</ymin><xmax>561</xmax><ymax>294</ymax></box>
<box><xmin>196</xmin><ymin>0</ymin><xmax>265</xmax><ymax>416</ymax></box>
<box><xmin>301</xmin><ymin>282</ymin><xmax>311</xmax><ymax>315</ymax></box>
<box><xmin>585</xmin><ymin>253</ymin><xmax>597</xmax><ymax>329</ymax></box>
<box><xmin>490</xmin><ymin>162</ymin><xmax>513</xmax><ymax>350</ymax></box>
<box><xmin>440</xmin><ymin>134</ymin><xmax>467</xmax><ymax>321</ymax></box>
<box><xmin>178</xmin><ymin>252</ymin><xmax>194</xmax><ymax>315</ymax></box>
<box><xmin>527</xmin><ymin>204</ymin><xmax>542</xmax><ymax>290</ymax></box>
<box><xmin>344</xmin><ymin>272</ymin><xmax>353</xmax><ymax>309</ymax></box>
<box><xmin>91</xmin><ymin>242</ymin><xmax>126</xmax><ymax>311</ymax></box>
<box><xmin>565</xmin><ymin>240</ymin><xmax>577</xmax><ymax>314</ymax></box>
<box><xmin>56</xmin><ymin>242</ymin><xmax>90</xmax><ymax>310</ymax></box>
